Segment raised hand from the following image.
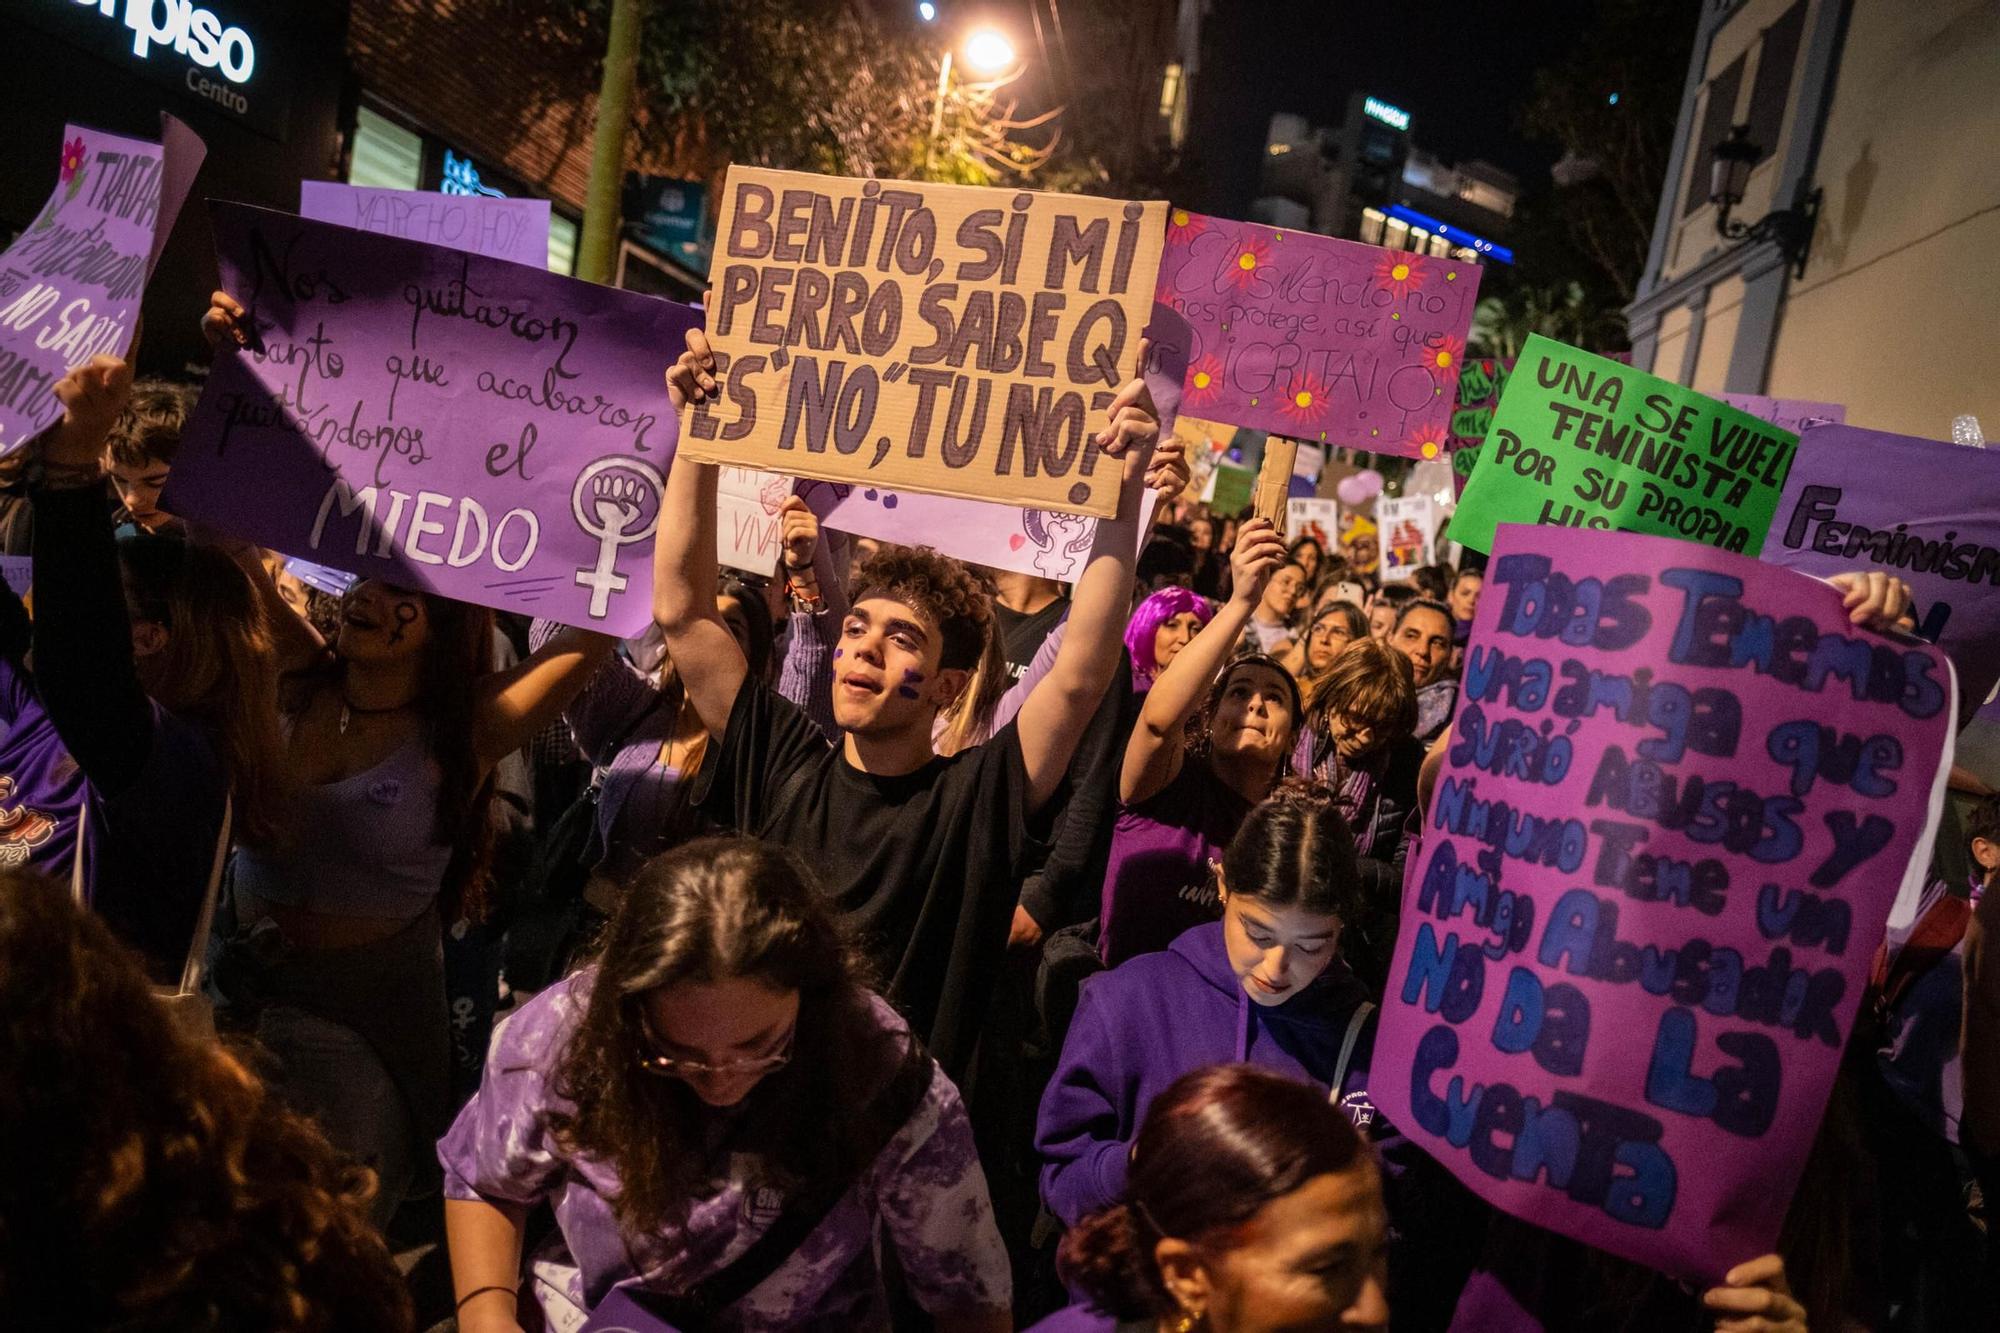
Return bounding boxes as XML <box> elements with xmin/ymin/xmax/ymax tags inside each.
<box><xmin>665</xmin><ymin>328</ymin><xmax>717</xmax><ymax>412</ymax></box>
<box><xmin>1227</xmin><ymin>517</ymin><xmax>1287</xmax><ymax>609</ymax></box>
<box><xmin>48</xmin><ymin>354</ymin><xmax>134</xmax><ymax>471</ymax></box>
<box><xmin>779</xmin><ymin>495</ymin><xmax>819</xmax><ymax>572</ymax></box>
<box><xmin>200</xmin><ymin>289</ymin><xmax>249</xmax><ymax>350</ymax></box>
<box><xmin>1827</xmin><ymin>570</ymin><xmax>1915</xmax><ymax>632</ymax></box>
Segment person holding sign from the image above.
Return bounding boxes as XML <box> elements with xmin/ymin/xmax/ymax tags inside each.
<box><xmin>1101</xmin><ymin>519</ymin><xmax>1300</xmax><ymax>966</ymax></box>
<box><xmin>658</xmin><ymin>328</ymin><xmax>1186</xmax><ymax>1079</ymax></box>
<box><xmin>1029</xmin><ymin>1064</ymin><xmax>1391</xmax><ymax>1333</ymax></box>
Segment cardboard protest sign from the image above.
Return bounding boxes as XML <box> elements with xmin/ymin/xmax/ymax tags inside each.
<box><xmin>1450</xmin><ymin>336</ymin><xmax>1799</xmax><ymax>557</ymax></box>
<box><xmin>798</xmin><ymin>332</ymin><xmax>1186</xmax><ymax>581</ymax></box>
<box><xmin>1719</xmin><ymin>394</ymin><xmax>1845</xmax><ymax>436</ymax></box>
<box><xmin>167</xmin><ymin>204</ymin><xmax>698</xmax><ymax>634</ymax></box>
<box><xmin>1379</xmin><ymin>494</ymin><xmax>1437</xmax><ymax>582</ymax></box>
<box><xmin>1373</xmin><ymin>523</ymin><xmax>1954</xmax><ymax>1283</ymax></box>
<box><xmin>1287</xmin><ymin>498</ymin><xmax>1339</xmax><ymax>550</ymax></box>
<box><xmin>1153</xmin><ymin>211</ymin><xmax>1480</xmax><ymax>457</ymax></box>
<box><xmin>300</xmin><ymin>182</ymin><xmax>551</xmax><ymax>270</ymax></box>
<box><xmin>716</xmin><ymin>467</ymin><xmax>795</xmax><ymax>576</ymax></box>
<box><xmin>0</xmin><ymin>116</ymin><xmax>204</xmax><ymax>451</ymax></box>
<box><xmin>679</xmin><ymin>166</ymin><xmax>1167</xmax><ymax>518</ymax></box>
<box><xmin>1762</xmin><ymin>424</ymin><xmax>2000</xmax><ymax>719</ymax></box>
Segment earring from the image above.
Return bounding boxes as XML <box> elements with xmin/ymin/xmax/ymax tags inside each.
<box><xmin>1173</xmin><ymin>1310</ymin><xmax>1206</xmax><ymax>1333</ymax></box>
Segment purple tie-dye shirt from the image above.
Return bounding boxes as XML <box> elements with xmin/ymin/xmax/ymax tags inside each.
<box><xmin>438</xmin><ymin>970</ymin><xmax>1010</xmax><ymax>1330</ymax></box>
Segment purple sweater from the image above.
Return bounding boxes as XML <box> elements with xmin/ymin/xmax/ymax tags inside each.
<box><xmin>1036</xmin><ymin>922</ymin><xmax>1378</xmax><ymax>1228</ymax></box>
<box><xmin>438</xmin><ymin>970</ymin><xmax>1010</xmax><ymax>1328</ymax></box>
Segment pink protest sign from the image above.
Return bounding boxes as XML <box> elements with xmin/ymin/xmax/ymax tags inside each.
<box><xmin>1372</xmin><ymin>523</ymin><xmax>1955</xmax><ymax>1284</ymax></box>
<box><xmin>1152</xmin><ymin>210</ymin><xmax>1480</xmax><ymax>457</ymax></box>
<box><xmin>0</xmin><ymin>116</ymin><xmax>204</xmax><ymax>452</ymax></box>
<box><xmin>1719</xmin><ymin>394</ymin><xmax>1845</xmax><ymax>436</ymax></box>
<box><xmin>300</xmin><ymin>182</ymin><xmax>551</xmax><ymax>270</ymax></box>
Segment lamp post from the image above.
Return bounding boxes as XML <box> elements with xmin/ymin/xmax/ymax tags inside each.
<box><xmin>925</xmin><ymin>27</ymin><xmax>1017</xmax><ymax>177</ymax></box>
<box><xmin>1708</xmin><ymin>123</ymin><xmax>1821</xmax><ymax>279</ymax></box>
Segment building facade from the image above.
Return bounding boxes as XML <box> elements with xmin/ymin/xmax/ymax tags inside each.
<box><xmin>1626</xmin><ymin>0</ymin><xmax>2000</xmax><ymax>439</ymax></box>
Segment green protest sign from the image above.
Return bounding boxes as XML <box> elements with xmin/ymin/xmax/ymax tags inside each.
<box><xmin>1209</xmin><ymin>461</ymin><xmax>1254</xmax><ymax>516</ymax></box>
<box><xmin>1448</xmin><ymin>335</ymin><xmax>1798</xmax><ymax>554</ymax></box>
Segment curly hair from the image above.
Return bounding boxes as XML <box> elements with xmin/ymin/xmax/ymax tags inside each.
<box><xmin>849</xmin><ymin>545</ymin><xmax>994</xmax><ymax>673</ymax></box>
<box><xmin>105</xmin><ymin>378</ymin><xmax>194</xmax><ymax>470</ymax></box>
<box><xmin>1060</xmin><ymin>1064</ymin><xmax>1369</xmax><ymax>1319</ymax></box>
<box><xmin>0</xmin><ymin>870</ymin><xmax>411</xmax><ymax>1331</ymax></box>
<box><xmin>549</xmin><ymin>838</ymin><xmax>917</xmax><ymax>1238</ymax></box>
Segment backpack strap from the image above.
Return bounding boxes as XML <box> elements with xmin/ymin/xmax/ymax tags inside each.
<box><xmin>618</xmin><ymin>1044</ymin><xmax>937</xmax><ymax>1325</ymax></box>
<box><xmin>1330</xmin><ymin>1001</ymin><xmax>1375</xmax><ymax>1102</ymax></box>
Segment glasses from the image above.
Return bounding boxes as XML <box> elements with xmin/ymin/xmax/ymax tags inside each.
<box><xmin>633</xmin><ymin>1011</ymin><xmax>797</xmax><ymax>1079</ymax></box>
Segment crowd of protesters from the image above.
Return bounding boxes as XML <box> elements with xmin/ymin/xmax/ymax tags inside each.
<box><xmin>0</xmin><ymin>285</ymin><xmax>1992</xmax><ymax>1333</ymax></box>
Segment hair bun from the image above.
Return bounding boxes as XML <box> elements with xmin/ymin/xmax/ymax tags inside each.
<box><xmin>1057</xmin><ymin>1202</ymin><xmax>1172</xmax><ymax>1319</ymax></box>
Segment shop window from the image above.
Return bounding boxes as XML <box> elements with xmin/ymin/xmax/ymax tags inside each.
<box><xmin>1744</xmin><ymin>3</ymin><xmax>1806</xmax><ymax>164</ymax></box>
<box><xmin>348</xmin><ymin>106</ymin><xmax>422</xmax><ymax>191</ymax></box>
<box><xmin>1683</xmin><ymin>55</ymin><xmax>1744</xmax><ymax>217</ymax></box>
<box><xmin>548</xmin><ymin>213</ymin><xmax>579</xmax><ymax>276</ymax></box>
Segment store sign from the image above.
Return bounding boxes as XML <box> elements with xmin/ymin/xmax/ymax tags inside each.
<box><xmin>23</xmin><ymin>0</ymin><xmax>289</xmax><ymax>137</ymax></box>
<box><xmin>625</xmin><ymin>174</ymin><xmax>707</xmax><ymax>258</ymax></box>
<box><xmin>441</xmin><ymin>149</ymin><xmax>505</xmax><ymax>199</ymax></box>
<box><xmin>1383</xmin><ymin>204</ymin><xmax>1514</xmax><ymax>264</ymax></box>
<box><xmin>1364</xmin><ymin>95</ymin><xmax>1410</xmax><ymax>131</ymax></box>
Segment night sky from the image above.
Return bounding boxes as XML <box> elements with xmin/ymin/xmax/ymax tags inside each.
<box><xmin>1170</xmin><ymin>0</ymin><xmax>1617</xmax><ymax>214</ymax></box>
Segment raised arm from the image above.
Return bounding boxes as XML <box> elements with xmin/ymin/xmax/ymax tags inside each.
<box><xmin>29</xmin><ymin>356</ymin><xmax>159</xmax><ymax>795</ymax></box>
<box><xmin>656</xmin><ymin>329</ymin><xmax>750</xmax><ymax>737</ymax></box>
<box><xmin>1119</xmin><ymin>517</ymin><xmax>1284</xmax><ymax>805</ymax></box>
<box><xmin>471</xmin><ymin>626</ymin><xmax>616</xmax><ymax>769</ymax></box>
<box><xmin>1015</xmin><ymin>375</ymin><xmax>1186</xmax><ymax>812</ymax></box>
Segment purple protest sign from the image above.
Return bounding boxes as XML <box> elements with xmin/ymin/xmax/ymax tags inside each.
<box><xmin>0</xmin><ymin>117</ymin><xmax>203</xmax><ymax>452</ymax></box>
<box><xmin>1372</xmin><ymin>523</ymin><xmax>1954</xmax><ymax>1284</ymax></box>
<box><xmin>1719</xmin><ymin>394</ymin><xmax>1845</xmax><ymax>436</ymax></box>
<box><xmin>300</xmin><ymin>182</ymin><xmax>551</xmax><ymax>270</ymax></box>
<box><xmin>167</xmin><ymin>204</ymin><xmax>698</xmax><ymax>634</ymax></box>
<box><xmin>1152</xmin><ymin>210</ymin><xmax>1480</xmax><ymax>457</ymax></box>
<box><xmin>1762</xmin><ymin>424</ymin><xmax>2000</xmax><ymax>720</ymax></box>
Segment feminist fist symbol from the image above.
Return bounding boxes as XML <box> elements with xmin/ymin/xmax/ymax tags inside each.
<box><xmin>570</xmin><ymin>456</ymin><xmax>665</xmax><ymax>619</ymax></box>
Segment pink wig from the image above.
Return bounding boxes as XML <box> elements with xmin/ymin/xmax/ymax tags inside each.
<box><xmin>1125</xmin><ymin>587</ymin><xmax>1215</xmax><ymax>688</ymax></box>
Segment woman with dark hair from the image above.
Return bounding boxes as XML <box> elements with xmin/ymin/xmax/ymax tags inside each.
<box><xmin>439</xmin><ymin>836</ymin><xmax>1011</xmax><ymax>1331</ymax></box>
<box><xmin>1100</xmin><ymin>520</ymin><xmax>1301</xmax><ymax>965</ymax></box>
<box><xmin>10</xmin><ymin>355</ymin><xmax>284</xmax><ymax>983</ymax></box>
<box><xmin>1293</xmin><ymin>638</ymin><xmax>1423</xmax><ymax>991</ymax></box>
<box><xmin>1389</xmin><ymin>597</ymin><xmax>1459</xmax><ymax>745</ymax></box>
<box><xmin>0</xmin><ymin>868</ymin><xmax>411</xmax><ymax>1331</ymax></box>
<box><xmin>1034</xmin><ymin>1063</ymin><xmax>1390</xmax><ymax>1333</ymax></box>
<box><xmin>1288</xmin><ymin>534</ymin><xmax>1325</xmax><ymax>586</ymax></box>
<box><xmin>1124</xmin><ymin>586</ymin><xmax>1214</xmax><ymax>693</ymax></box>
<box><xmin>194</xmin><ymin>296</ymin><xmax>621</xmax><ymax>1221</ymax></box>
<box><xmin>1042</xmin><ymin>786</ymin><xmax>1382</xmax><ymax>1230</ymax></box>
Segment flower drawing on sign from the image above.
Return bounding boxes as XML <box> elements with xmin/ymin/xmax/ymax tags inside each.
<box><xmin>1186</xmin><ymin>354</ymin><xmax>1224</xmax><ymax>407</ymax></box>
<box><xmin>1406</xmin><ymin>418</ymin><xmax>1449</xmax><ymax>461</ymax></box>
<box><xmin>60</xmin><ymin>137</ymin><xmax>87</xmax><ymax>185</ymax></box>
<box><xmin>1279</xmin><ymin>372</ymin><xmax>1333</xmax><ymax>430</ymax></box>
<box><xmin>570</xmin><ymin>456</ymin><xmax>665</xmax><ymax>619</ymax></box>
<box><xmin>1426</xmin><ymin>335</ymin><xmax>1464</xmax><ymax>380</ymax></box>
<box><xmin>756</xmin><ymin>475</ymin><xmax>790</xmax><ymax>515</ymax></box>
<box><xmin>1225</xmin><ymin>234</ymin><xmax>1272</xmax><ymax>291</ymax></box>
<box><xmin>1375</xmin><ymin>250</ymin><xmax>1426</xmax><ymax>294</ymax></box>
<box><xmin>1168</xmin><ymin>208</ymin><xmax>1206</xmax><ymax>243</ymax></box>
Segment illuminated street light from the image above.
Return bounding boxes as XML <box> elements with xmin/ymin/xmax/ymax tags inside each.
<box><xmin>917</xmin><ymin>1</ymin><xmax>936</xmax><ymax>20</ymax></box>
<box><xmin>961</xmin><ymin>28</ymin><xmax>1016</xmax><ymax>76</ymax></box>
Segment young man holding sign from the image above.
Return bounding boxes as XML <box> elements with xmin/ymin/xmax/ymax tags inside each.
<box><xmin>657</xmin><ymin>329</ymin><xmax>1185</xmax><ymax>1077</ymax></box>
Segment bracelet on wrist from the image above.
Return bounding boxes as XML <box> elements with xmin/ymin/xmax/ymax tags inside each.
<box><xmin>455</xmin><ymin>1284</ymin><xmax>518</xmax><ymax>1314</ymax></box>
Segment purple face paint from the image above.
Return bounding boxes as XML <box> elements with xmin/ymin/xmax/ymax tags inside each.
<box><xmin>896</xmin><ymin>668</ymin><xmax>927</xmax><ymax>700</ymax></box>
<box><xmin>832</xmin><ymin>648</ymin><xmax>843</xmax><ymax>660</ymax></box>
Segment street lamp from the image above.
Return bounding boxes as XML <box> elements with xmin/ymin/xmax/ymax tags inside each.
<box><xmin>1708</xmin><ymin>123</ymin><xmax>1820</xmax><ymax>279</ymax></box>
<box><xmin>926</xmin><ymin>27</ymin><xmax>1018</xmax><ymax>175</ymax></box>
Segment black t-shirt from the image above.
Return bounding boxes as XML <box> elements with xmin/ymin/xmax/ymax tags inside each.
<box><xmin>692</xmin><ymin>676</ymin><xmax>1044</xmax><ymax>1075</ymax></box>
<box><xmin>991</xmin><ymin>597</ymin><xmax>1069</xmax><ymax>682</ymax></box>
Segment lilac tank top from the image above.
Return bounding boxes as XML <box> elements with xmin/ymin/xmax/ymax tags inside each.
<box><xmin>234</xmin><ymin>738</ymin><xmax>453</xmax><ymax>918</ymax></box>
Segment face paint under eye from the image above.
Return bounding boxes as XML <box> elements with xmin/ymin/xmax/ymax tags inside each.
<box><xmin>388</xmin><ymin>600</ymin><xmax>421</xmax><ymax>646</ymax></box>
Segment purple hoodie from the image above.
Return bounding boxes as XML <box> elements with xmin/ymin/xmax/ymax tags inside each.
<box><xmin>1035</xmin><ymin>922</ymin><xmax>1378</xmax><ymax>1227</ymax></box>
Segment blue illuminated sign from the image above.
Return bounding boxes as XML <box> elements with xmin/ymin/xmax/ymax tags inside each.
<box><xmin>1363</xmin><ymin>96</ymin><xmax>1410</xmax><ymax>131</ymax></box>
<box><xmin>1381</xmin><ymin>204</ymin><xmax>1513</xmax><ymax>264</ymax></box>
<box><xmin>441</xmin><ymin>149</ymin><xmax>505</xmax><ymax>198</ymax></box>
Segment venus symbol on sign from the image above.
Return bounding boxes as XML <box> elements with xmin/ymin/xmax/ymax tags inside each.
<box><xmin>570</xmin><ymin>456</ymin><xmax>665</xmax><ymax>618</ymax></box>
